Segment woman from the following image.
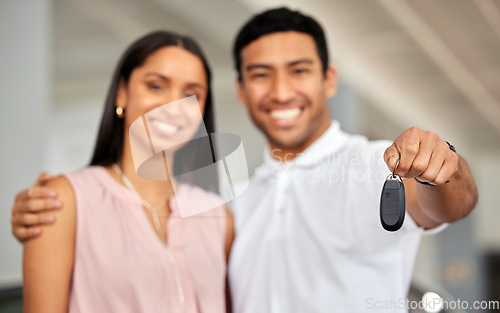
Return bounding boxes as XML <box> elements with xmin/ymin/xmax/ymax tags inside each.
<box><xmin>22</xmin><ymin>31</ymin><xmax>234</xmax><ymax>313</ymax></box>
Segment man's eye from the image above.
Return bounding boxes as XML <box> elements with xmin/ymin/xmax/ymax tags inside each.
<box><xmin>251</xmin><ymin>73</ymin><xmax>269</xmax><ymax>79</ymax></box>
<box><xmin>293</xmin><ymin>68</ymin><xmax>308</xmax><ymax>75</ymax></box>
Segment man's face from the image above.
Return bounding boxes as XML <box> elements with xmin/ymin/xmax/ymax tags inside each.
<box><xmin>237</xmin><ymin>31</ymin><xmax>337</xmax><ymax>151</ymax></box>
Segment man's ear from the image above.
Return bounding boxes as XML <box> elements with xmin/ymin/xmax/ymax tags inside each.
<box><xmin>324</xmin><ymin>65</ymin><xmax>337</xmax><ymax>98</ymax></box>
<box><xmin>115</xmin><ymin>80</ymin><xmax>128</xmax><ymax>110</ymax></box>
<box><xmin>236</xmin><ymin>77</ymin><xmax>248</xmax><ymax>107</ymax></box>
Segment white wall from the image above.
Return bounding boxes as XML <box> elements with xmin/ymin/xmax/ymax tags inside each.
<box><xmin>474</xmin><ymin>152</ymin><xmax>500</xmax><ymax>250</ymax></box>
<box><xmin>0</xmin><ymin>0</ymin><xmax>51</xmax><ymax>287</ymax></box>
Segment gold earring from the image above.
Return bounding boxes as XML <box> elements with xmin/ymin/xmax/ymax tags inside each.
<box><xmin>116</xmin><ymin>107</ymin><xmax>124</xmax><ymax>118</ymax></box>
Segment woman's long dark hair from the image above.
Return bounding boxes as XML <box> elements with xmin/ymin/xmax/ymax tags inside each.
<box><xmin>89</xmin><ymin>31</ymin><xmax>218</xmax><ymax>191</ymax></box>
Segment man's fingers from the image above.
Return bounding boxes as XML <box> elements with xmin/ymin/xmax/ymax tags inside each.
<box><xmin>417</xmin><ymin>149</ymin><xmax>446</xmax><ymax>183</ymax></box>
<box><xmin>12</xmin><ymin>212</ymin><xmax>55</xmax><ymax>228</ymax></box>
<box><xmin>27</xmin><ymin>186</ymin><xmax>57</xmax><ymax>199</ymax></box>
<box><xmin>14</xmin><ymin>189</ymin><xmax>29</xmax><ymax>204</ymax></box>
<box><xmin>12</xmin><ymin>226</ymin><xmax>42</xmax><ymax>242</ymax></box>
<box><xmin>35</xmin><ymin>172</ymin><xmax>54</xmax><ymax>186</ymax></box>
<box><xmin>388</xmin><ymin>128</ymin><xmax>418</xmax><ymax>177</ymax></box>
<box><xmin>384</xmin><ymin>144</ymin><xmax>400</xmax><ymax>171</ymax></box>
<box><xmin>15</xmin><ymin>198</ymin><xmax>61</xmax><ymax>213</ymax></box>
<box><xmin>406</xmin><ymin>138</ymin><xmax>435</xmax><ymax>178</ymax></box>
<box><xmin>10</xmin><ymin>173</ymin><xmax>56</xmax><ymax>243</ymax></box>
<box><xmin>16</xmin><ymin>186</ymin><xmax>57</xmax><ymax>203</ymax></box>
<box><xmin>433</xmin><ymin>154</ymin><xmax>459</xmax><ymax>185</ymax></box>
<box><xmin>396</xmin><ymin>142</ymin><xmax>420</xmax><ymax>177</ymax></box>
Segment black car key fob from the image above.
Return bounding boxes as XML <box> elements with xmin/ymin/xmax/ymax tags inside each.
<box><xmin>380</xmin><ymin>157</ymin><xmax>405</xmax><ymax>232</ymax></box>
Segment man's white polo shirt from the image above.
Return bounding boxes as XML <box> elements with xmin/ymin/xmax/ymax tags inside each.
<box><xmin>228</xmin><ymin>120</ymin><xmax>437</xmax><ymax>313</ymax></box>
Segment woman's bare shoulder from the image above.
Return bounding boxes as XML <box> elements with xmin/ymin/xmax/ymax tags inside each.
<box><xmin>44</xmin><ymin>175</ymin><xmax>73</xmax><ymax>194</ymax></box>
<box><xmin>27</xmin><ymin>175</ymin><xmax>76</xmax><ymax>243</ymax></box>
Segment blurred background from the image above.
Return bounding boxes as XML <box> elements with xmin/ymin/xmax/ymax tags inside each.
<box><xmin>1</xmin><ymin>0</ymin><xmax>499</xmax><ymax>312</ymax></box>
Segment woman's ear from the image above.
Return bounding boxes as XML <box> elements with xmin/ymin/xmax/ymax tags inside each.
<box><xmin>324</xmin><ymin>65</ymin><xmax>337</xmax><ymax>98</ymax></box>
<box><xmin>115</xmin><ymin>80</ymin><xmax>128</xmax><ymax>111</ymax></box>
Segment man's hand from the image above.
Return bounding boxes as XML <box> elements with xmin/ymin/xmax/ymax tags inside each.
<box><xmin>382</xmin><ymin>127</ymin><xmax>477</xmax><ymax>228</ymax></box>
<box><xmin>11</xmin><ymin>173</ymin><xmax>60</xmax><ymax>243</ymax></box>
<box><xmin>384</xmin><ymin>127</ymin><xmax>459</xmax><ymax>185</ymax></box>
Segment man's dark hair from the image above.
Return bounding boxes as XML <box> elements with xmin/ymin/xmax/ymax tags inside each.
<box><xmin>233</xmin><ymin>7</ymin><xmax>329</xmax><ymax>80</ymax></box>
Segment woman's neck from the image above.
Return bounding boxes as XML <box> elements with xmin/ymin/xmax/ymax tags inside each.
<box><xmin>113</xmin><ymin>139</ymin><xmax>177</xmax><ymax>205</ymax></box>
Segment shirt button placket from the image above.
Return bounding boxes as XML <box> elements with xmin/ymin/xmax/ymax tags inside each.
<box><xmin>279</xmin><ymin>168</ymin><xmax>291</xmax><ymax>214</ymax></box>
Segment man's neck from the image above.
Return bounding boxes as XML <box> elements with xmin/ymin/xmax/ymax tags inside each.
<box><xmin>269</xmin><ymin>120</ymin><xmax>331</xmax><ymax>163</ymax></box>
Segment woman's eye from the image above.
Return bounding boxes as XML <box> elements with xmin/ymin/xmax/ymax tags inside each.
<box><xmin>184</xmin><ymin>91</ymin><xmax>200</xmax><ymax>99</ymax></box>
<box><xmin>147</xmin><ymin>82</ymin><xmax>164</xmax><ymax>92</ymax></box>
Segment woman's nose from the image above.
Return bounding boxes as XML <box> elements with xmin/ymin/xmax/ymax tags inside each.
<box><xmin>163</xmin><ymin>98</ymin><xmax>182</xmax><ymax>117</ymax></box>
<box><xmin>161</xmin><ymin>90</ymin><xmax>186</xmax><ymax>116</ymax></box>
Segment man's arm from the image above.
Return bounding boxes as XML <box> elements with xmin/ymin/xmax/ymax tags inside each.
<box><xmin>384</xmin><ymin>127</ymin><xmax>478</xmax><ymax>229</ymax></box>
<box><xmin>23</xmin><ymin>176</ymin><xmax>76</xmax><ymax>313</ymax></box>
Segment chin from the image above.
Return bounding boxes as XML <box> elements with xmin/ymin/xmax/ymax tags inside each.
<box><xmin>267</xmin><ymin>135</ymin><xmax>305</xmax><ymax>150</ymax></box>
<box><xmin>268</xmin><ymin>124</ymin><xmax>305</xmax><ymax>144</ymax></box>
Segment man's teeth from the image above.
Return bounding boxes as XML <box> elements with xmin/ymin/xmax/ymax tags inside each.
<box><xmin>150</xmin><ymin>119</ymin><xmax>179</xmax><ymax>133</ymax></box>
<box><xmin>270</xmin><ymin>108</ymin><xmax>301</xmax><ymax>120</ymax></box>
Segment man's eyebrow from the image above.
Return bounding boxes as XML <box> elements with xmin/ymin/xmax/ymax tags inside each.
<box><xmin>245</xmin><ymin>64</ymin><xmax>272</xmax><ymax>71</ymax></box>
<box><xmin>245</xmin><ymin>59</ymin><xmax>314</xmax><ymax>72</ymax></box>
<box><xmin>288</xmin><ymin>59</ymin><xmax>314</xmax><ymax>67</ymax></box>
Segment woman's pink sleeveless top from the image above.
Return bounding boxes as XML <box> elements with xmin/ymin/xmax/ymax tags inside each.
<box><xmin>64</xmin><ymin>166</ymin><xmax>227</xmax><ymax>313</ymax></box>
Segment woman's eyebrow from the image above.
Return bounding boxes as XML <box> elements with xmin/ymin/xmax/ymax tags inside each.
<box><xmin>185</xmin><ymin>83</ymin><xmax>206</xmax><ymax>90</ymax></box>
<box><xmin>145</xmin><ymin>73</ymin><xmax>169</xmax><ymax>80</ymax></box>
<box><xmin>145</xmin><ymin>73</ymin><xmax>205</xmax><ymax>90</ymax></box>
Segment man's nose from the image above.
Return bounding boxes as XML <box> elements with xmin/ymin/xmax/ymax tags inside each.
<box><xmin>270</xmin><ymin>72</ymin><xmax>296</xmax><ymax>103</ymax></box>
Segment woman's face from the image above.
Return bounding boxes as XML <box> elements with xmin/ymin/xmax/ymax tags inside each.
<box><xmin>117</xmin><ymin>46</ymin><xmax>208</xmax><ymax>151</ymax></box>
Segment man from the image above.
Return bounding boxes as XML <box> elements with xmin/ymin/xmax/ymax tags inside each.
<box><xmin>12</xmin><ymin>7</ymin><xmax>477</xmax><ymax>313</ymax></box>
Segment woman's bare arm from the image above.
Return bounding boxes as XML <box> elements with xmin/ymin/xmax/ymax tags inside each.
<box><xmin>23</xmin><ymin>176</ymin><xmax>76</xmax><ymax>313</ymax></box>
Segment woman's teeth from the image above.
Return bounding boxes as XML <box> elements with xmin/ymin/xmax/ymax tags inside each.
<box><xmin>150</xmin><ymin>119</ymin><xmax>180</xmax><ymax>134</ymax></box>
<box><xmin>270</xmin><ymin>108</ymin><xmax>301</xmax><ymax>120</ymax></box>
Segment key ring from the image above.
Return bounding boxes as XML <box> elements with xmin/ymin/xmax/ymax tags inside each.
<box><xmin>392</xmin><ymin>156</ymin><xmax>401</xmax><ymax>178</ymax></box>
